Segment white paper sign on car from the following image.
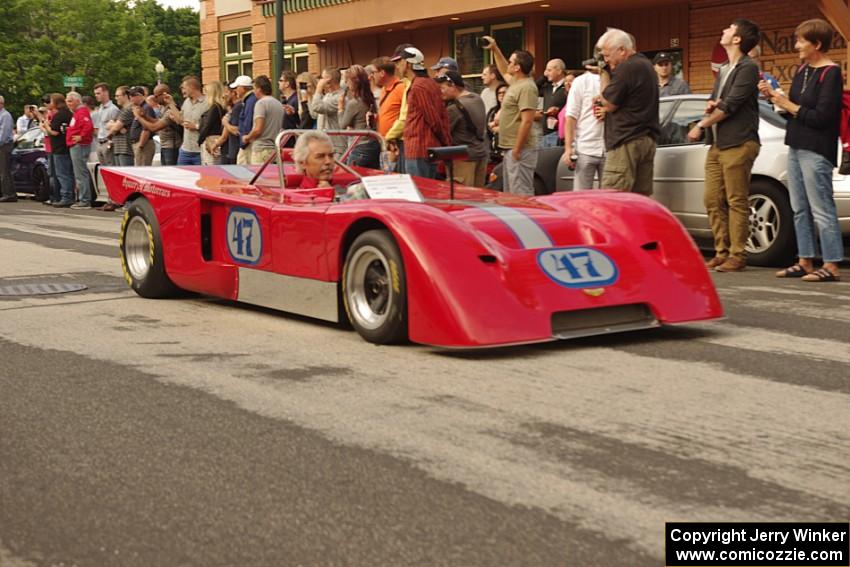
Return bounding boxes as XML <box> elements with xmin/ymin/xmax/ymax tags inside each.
<box><xmin>360</xmin><ymin>175</ymin><xmax>424</xmax><ymax>202</ymax></box>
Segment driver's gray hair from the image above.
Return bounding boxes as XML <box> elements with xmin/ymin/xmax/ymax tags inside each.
<box><xmin>293</xmin><ymin>130</ymin><xmax>333</xmax><ymax>173</ymax></box>
<box><xmin>597</xmin><ymin>28</ymin><xmax>634</xmax><ymax>52</ymax></box>
<box><xmin>66</xmin><ymin>91</ymin><xmax>82</xmax><ymax>103</ymax></box>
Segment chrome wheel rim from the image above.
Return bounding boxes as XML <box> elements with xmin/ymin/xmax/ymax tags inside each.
<box><xmin>747</xmin><ymin>194</ymin><xmax>780</xmax><ymax>254</ymax></box>
<box><xmin>124</xmin><ymin>216</ymin><xmax>153</xmax><ymax>281</ymax></box>
<box><xmin>346</xmin><ymin>245</ymin><xmax>393</xmax><ymax>330</ymax></box>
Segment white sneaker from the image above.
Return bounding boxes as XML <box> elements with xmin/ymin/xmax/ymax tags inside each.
<box><xmin>70</xmin><ymin>202</ymin><xmax>92</xmax><ymax>210</ymax></box>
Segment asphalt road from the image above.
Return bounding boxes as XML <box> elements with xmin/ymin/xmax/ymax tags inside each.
<box><xmin>1</xmin><ymin>198</ymin><xmax>848</xmax><ymax>566</ymax></box>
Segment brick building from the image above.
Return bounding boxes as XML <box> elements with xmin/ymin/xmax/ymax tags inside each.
<box><xmin>199</xmin><ymin>0</ymin><xmax>315</xmax><ymax>85</ymax></box>
<box><xmin>201</xmin><ymin>0</ymin><xmax>850</xmax><ymax>92</ymax></box>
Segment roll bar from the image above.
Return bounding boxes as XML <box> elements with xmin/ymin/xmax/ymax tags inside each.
<box><xmin>254</xmin><ymin>129</ymin><xmax>388</xmax><ymax>189</ymax></box>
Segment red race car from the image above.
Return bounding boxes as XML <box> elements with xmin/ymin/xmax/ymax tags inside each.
<box><xmin>102</xmin><ymin>130</ymin><xmax>722</xmax><ymax>348</ymax></box>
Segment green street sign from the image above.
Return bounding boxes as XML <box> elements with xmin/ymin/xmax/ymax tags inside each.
<box><xmin>63</xmin><ymin>76</ymin><xmax>84</xmax><ymax>88</ymax></box>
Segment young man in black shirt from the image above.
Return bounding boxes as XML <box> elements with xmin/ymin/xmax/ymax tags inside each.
<box><xmin>687</xmin><ymin>19</ymin><xmax>761</xmax><ymax>272</ymax></box>
<box><xmin>595</xmin><ymin>27</ymin><xmax>660</xmax><ymax>196</ymax></box>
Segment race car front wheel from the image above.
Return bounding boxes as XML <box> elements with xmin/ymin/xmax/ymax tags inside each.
<box><xmin>120</xmin><ymin>198</ymin><xmax>178</xmax><ymax>298</ymax></box>
<box><xmin>343</xmin><ymin>230</ymin><xmax>408</xmax><ymax>344</ymax></box>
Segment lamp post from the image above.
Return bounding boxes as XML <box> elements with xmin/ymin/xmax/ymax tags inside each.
<box><xmin>155</xmin><ymin>60</ymin><xmax>165</xmax><ymax>85</ymax></box>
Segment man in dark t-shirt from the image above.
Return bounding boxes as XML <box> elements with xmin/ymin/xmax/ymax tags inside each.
<box><xmin>595</xmin><ymin>28</ymin><xmax>659</xmax><ymax>196</ymax></box>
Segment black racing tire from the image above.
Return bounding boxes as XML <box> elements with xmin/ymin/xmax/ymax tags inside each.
<box><xmin>747</xmin><ymin>179</ymin><xmax>795</xmax><ymax>266</ymax></box>
<box><xmin>119</xmin><ymin>198</ymin><xmax>179</xmax><ymax>298</ymax></box>
<box><xmin>342</xmin><ymin>229</ymin><xmax>408</xmax><ymax>344</ymax></box>
<box><xmin>33</xmin><ymin>165</ymin><xmax>51</xmax><ymax>202</ymax></box>
<box><xmin>533</xmin><ymin>175</ymin><xmax>548</xmax><ymax>196</ymax></box>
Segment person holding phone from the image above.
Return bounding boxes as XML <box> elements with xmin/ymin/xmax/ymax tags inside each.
<box><xmin>15</xmin><ymin>105</ymin><xmax>36</xmax><ymax>138</ymax></box>
<box><xmin>480</xmin><ymin>35</ymin><xmax>539</xmax><ymax>196</ymax></box>
<box><xmin>308</xmin><ymin>67</ymin><xmax>346</xmax><ymax>156</ymax></box>
<box><xmin>296</xmin><ymin>72</ymin><xmax>317</xmax><ymax>130</ymax></box>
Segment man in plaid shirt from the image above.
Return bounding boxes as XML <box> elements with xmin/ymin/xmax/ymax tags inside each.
<box><xmin>390</xmin><ymin>46</ymin><xmax>451</xmax><ymax>179</ymax></box>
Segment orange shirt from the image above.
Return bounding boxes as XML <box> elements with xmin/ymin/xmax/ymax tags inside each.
<box><xmin>377</xmin><ymin>78</ymin><xmax>404</xmax><ymax>137</ymax></box>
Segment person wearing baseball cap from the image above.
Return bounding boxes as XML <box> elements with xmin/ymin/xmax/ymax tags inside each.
<box><xmin>229</xmin><ymin>75</ymin><xmax>252</xmax><ymax>89</ymax></box>
<box><xmin>382</xmin><ymin>44</ymin><xmax>415</xmax><ymax>172</ymax></box>
<box><xmin>430</xmin><ymin>56</ymin><xmax>459</xmax><ymax>78</ymax></box>
<box><xmin>435</xmin><ymin>71</ymin><xmax>488</xmax><ymax>187</ymax></box>
<box><xmin>653</xmin><ymin>52</ymin><xmax>691</xmax><ymax>96</ymax></box>
<box><xmin>389</xmin><ymin>45</ymin><xmax>450</xmax><ymax>178</ymax></box>
<box><xmin>228</xmin><ymin>75</ymin><xmax>257</xmax><ymax>164</ymax></box>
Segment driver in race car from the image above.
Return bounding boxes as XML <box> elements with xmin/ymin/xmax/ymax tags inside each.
<box><xmin>293</xmin><ymin>130</ymin><xmax>335</xmax><ymax>188</ymax></box>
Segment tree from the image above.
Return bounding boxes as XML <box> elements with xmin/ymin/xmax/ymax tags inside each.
<box><xmin>134</xmin><ymin>0</ymin><xmax>201</xmax><ymax>96</ymax></box>
<box><xmin>0</xmin><ymin>0</ymin><xmax>199</xmax><ymax>118</ymax></box>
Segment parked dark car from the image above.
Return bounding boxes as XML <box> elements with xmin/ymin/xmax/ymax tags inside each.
<box><xmin>11</xmin><ymin>127</ymin><xmax>51</xmax><ymax>201</ymax></box>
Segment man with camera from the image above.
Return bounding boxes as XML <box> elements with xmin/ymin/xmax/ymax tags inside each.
<box><xmin>594</xmin><ymin>27</ymin><xmax>659</xmax><ymax>196</ymax></box>
<box><xmin>16</xmin><ymin>105</ymin><xmax>37</xmax><ymax>138</ymax></box>
<box><xmin>481</xmin><ymin>35</ymin><xmax>539</xmax><ymax>196</ymax></box>
<box><xmin>309</xmin><ymin>67</ymin><xmax>347</xmax><ymax>156</ymax></box>
<box><xmin>132</xmin><ymin>84</ymin><xmax>184</xmax><ymax>166</ymax></box>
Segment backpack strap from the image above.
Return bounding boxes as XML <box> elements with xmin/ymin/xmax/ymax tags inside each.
<box><xmin>450</xmin><ymin>99</ymin><xmax>484</xmax><ymax>142</ymax></box>
<box><xmin>818</xmin><ymin>64</ymin><xmax>841</xmax><ymax>84</ymax></box>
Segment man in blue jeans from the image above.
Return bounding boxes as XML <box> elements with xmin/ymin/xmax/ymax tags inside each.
<box><xmin>66</xmin><ymin>92</ymin><xmax>95</xmax><ymax>208</ymax></box>
<box><xmin>164</xmin><ymin>76</ymin><xmax>208</xmax><ymax>166</ymax></box>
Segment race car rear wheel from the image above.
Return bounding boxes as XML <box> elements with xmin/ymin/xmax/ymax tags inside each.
<box><xmin>343</xmin><ymin>230</ymin><xmax>408</xmax><ymax>344</ymax></box>
<box><xmin>120</xmin><ymin>198</ymin><xmax>178</xmax><ymax>298</ymax></box>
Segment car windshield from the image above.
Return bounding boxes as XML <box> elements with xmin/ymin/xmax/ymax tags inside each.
<box><xmin>759</xmin><ymin>101</ymin><xmax>787</xmax><ymax>129</ymax></box>
<box><xmin>15</xmin><ymin>127</ymin><xmax>43</xmax><ymax>150</ymax></box>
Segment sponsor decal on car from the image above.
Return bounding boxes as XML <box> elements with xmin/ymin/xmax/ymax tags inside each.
<box><xmin>537</xmin><ymin>247</ymin><xmax>619</xmax><ymax>289</ymax></box>
<box><xmin>227</xmin><ymin>207</ymin><xmax>263</xmax><ymax>265</ymax></box>
<box><xmin>121</xmin><ymin>177</ymin><xmax>172</xmax><ymax>198</ymax></box>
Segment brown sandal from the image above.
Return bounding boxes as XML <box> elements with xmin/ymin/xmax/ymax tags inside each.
<box><xmin>775</xmin><ymin>264</ymin><xmax>807</xmax><ymax>278</ymax></box>
<box><xmin>801</xmin><ymin>268</ymin><xmax>840</xmax><ymax>282</ymax></box>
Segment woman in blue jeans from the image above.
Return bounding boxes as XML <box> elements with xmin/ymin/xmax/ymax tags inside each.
<box><xmin>762</xmin><ymin>18</ymin><xmax>843</xmax><ymax>282</ymax></box>
<box><xmin>338</xmin><ymin>65</ymin><xmax>380</xmax><ymax>170</ymax></box>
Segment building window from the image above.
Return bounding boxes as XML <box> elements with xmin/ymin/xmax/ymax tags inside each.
<box><xmin>222</xmin><ymin>29</ymin><xmax>253</xmax><ymax>84</ymax></box>
<box><xmin>284</xmin><ymin>43</ymin><xmax>309</xmax><ymax>74</ymax></box>
<box><xmin>452</xmin><ymin>21</ymin><xmax>523</xmax><ymax>93</ymax></box>
<box><xmin>547</xmin><ymin>20</ymin><xmax>591</xmax><ymax>73</ymax></box>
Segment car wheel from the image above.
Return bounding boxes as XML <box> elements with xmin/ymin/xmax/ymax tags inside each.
<box><xmin>747</xmin><ymin>179</ymin><xmax>795</xmax><ymax>266</ymax></box>
<box><xmin>533</xmin><ymin>175</ymin><xmax>548</xmax><ymax>196</ymax></box>
<box><xmin>342</xmin><ymin>229</ymin><xmax>408</xmax><ymax>344</ymax></box>
<box><xmin>120</xmin><ymin>198</ymin><xmax>178</xmax><ymax>298</ymax></box>
<box><xmin>33</xmin><ymin>165</ymin><xmax>51</xmax><ymax>202</ymax></box>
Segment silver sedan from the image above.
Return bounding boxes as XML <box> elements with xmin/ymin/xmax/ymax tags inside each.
<box><xmin>489</xmin><ymin>94</ymin><xmax>850</xmax><ymax>266</ymax></box>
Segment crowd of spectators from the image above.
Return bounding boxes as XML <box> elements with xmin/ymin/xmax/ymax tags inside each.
<box><xmin>0</xmin><ymin>17</ymin><xmax>844</xmax><ymax>282</ymax></box>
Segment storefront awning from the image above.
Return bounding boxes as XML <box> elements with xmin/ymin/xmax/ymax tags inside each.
<box><xmin>283</xmin><ymin>0</ymin><xmax>358</xmax><ymax>14</ymax></box>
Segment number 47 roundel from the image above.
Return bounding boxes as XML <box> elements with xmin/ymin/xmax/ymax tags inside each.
<box><xmin>537</xmin><ymin>247</ymin><xmax>619</xmax><ymax>288</ymax></box>
<box><xmin>227</xmin><ymin>207</ymin><xmax>264</xmax><ymax>265</ymax></box>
